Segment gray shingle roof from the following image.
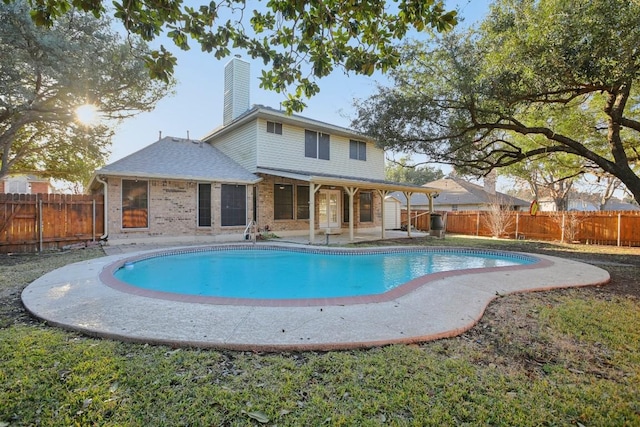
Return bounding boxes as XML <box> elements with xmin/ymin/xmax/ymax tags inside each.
<box><xmin>391</xmin><ymin>177</ymin><xmax>529</xmax><ymax>207</ymax></box>
<box><xmin>96</xmin><ymin>137</ymin><xmax>260</xmax><ymax>183</ymax></box>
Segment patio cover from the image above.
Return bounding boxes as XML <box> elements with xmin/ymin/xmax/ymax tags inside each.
<box><xmin>257</xmin><ymin>167</ymin><xmax>440</xmax><ymax>242</ymax></box>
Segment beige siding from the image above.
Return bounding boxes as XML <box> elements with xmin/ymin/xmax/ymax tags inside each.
<box><xmin>210</xmin><ymin>121</ymin><xmax>258</xmax><ymax>171</ymax></box>
<box><xmin>256</xmin><ymin>119</ymin><xmax>385</xmax><ymax>179</ymax></box>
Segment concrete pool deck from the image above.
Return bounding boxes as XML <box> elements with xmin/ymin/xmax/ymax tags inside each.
<box><xmin>22</xmin><ymin>241</ymin><xmax>610</xmax><ymax>351</ymax></box>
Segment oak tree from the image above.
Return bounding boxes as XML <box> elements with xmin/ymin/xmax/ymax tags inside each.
<box><xmin>15</xmin><ymin>0</ymin><xmax>457</xmax><ymax>111</ymax></box>
<box><xmin>352</xmin><ymin>0</ymin><xmax>640</xmax><ymax>205</ymax></box>
<box><xmin>0</xmin><ymin>1</ymin><xmax>173</xmax><ymax>183</ymax></box>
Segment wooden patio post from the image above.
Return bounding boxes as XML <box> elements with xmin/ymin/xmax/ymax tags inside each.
<box><xmin>403</xmin><ymin>191</ymin><xmax>413</xmax><ymax>238</ymax></box>
<box><xmin>309</xmin><ymin>183</ymin><xmax>320</xmax><ymax>243</ymax></box>
<box><xmin>428</xmin><ymin>193</ymin><xmax>435</xmax><ymax>232</ymax></box>
<box><xmin>344</xmin><ymin>187</ymin><xmax>358</xmax><ymax>242</ymax></box>
<box><xmin>377</xmin><ymin>190</ymin><xmax>390</xmax><ymax>240</ymax></box>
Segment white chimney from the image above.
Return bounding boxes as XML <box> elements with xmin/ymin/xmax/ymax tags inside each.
<box><xmin>484</xmin><ymin>170</ymin><xmax>497</xmax><ymax>195</ymax></box>
<box><xmin>223</xmin><ymin>55</ymin><xmax>250</xmax><ymax>125</ymax></box>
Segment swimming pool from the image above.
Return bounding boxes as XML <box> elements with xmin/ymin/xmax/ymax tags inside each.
<box><xmin>107</xmin><ymin>246</ymin><xmax>537</xmax><ymax>301</ymax></box>
<box><xmin>25</xmin><ymin>243</ymin><xmax>609</xmax><ymax>350</ymax></box>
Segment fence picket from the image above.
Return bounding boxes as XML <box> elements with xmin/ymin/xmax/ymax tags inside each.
<box><xmin>0</xmin><ymin>193</ymin><xmax>104</xmax><ymax>253</ymax></box>
<box><xmin>439</xmin><ymin>210</ymin><xmax>640</xmax><ymax>247</ymax></box>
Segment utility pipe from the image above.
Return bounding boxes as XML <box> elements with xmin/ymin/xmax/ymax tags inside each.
<box><xmin>94</xmin><ymin>175</ymin><xmax>109</xmax><ymax>240</ymax></box>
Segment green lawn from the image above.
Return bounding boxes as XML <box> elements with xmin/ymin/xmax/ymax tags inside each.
<box><xmin>1</xmin><ymin>238</ymin><xmax>638</xmax><ymax>426</ymax></box>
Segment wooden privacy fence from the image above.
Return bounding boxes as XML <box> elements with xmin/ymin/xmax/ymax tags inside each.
<box><xmin>444</xmin><ymin>210</ymin><xmax>640</xmax><ymax>247</ymax></box>
<box><xmin>0</xmin><ymin>193</ymin><xmax>104</xmax><ymax>253</ymax></box>
<box><xmin>401</xmin><ymin>209</ymin><xmax>433</xmax><ymax>231</ymax></box>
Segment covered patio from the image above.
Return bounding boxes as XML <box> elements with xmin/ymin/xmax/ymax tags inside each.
<box><xmin>257</xmin><ymin>168</ymin><xmax>440</xmax><ymax>243</ymax></box>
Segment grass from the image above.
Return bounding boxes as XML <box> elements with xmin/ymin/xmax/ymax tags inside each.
<box><xmin>1</xmin><ymin>237</ymin><xmax>639</xmax><ymax>426</ymax></box>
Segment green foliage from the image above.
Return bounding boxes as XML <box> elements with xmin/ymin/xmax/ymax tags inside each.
<box><xmin>385</xmin><ymin>155</ymin><xmax>444</xmax><ymax>185</ymax></box>
<box><xmin>352</xmin><ymin>0</ymin><xmax>640</xmax><ymax>205</ymax></box>
<box><xmin>0</xmin><ymin>1</ymin><xmax>173</xmax><ymax>184</ymax></box>
<box><xmin>12</xmin><ymin>0</ymin><xmax>458</xmax><ymax>113</ymax></box>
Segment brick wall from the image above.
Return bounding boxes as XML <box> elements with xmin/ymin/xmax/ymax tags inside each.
<box><xmin>256</xmin><ymin>174</ymin><xmax>381</xmax><ymax>233</ymax></box>
<box><xmin>30</xmin><ymin>182</ymin><xmax>51</xmax><ymax>194</ymax></box>
<box><xmin>98</xmin><ymin>174</ymin><xmax>380</xmax><ymax>239</ymax></box>
<box><xmin>103</xmin><ymin>177</ymin><xmax>255</xmax><ymax>239</ymax></box>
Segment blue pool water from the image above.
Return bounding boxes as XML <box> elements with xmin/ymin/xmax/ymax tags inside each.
<box><xmin>114</xmin><ymin>249</ymin><xmax>535</xmax><ymax>300</ymax></box>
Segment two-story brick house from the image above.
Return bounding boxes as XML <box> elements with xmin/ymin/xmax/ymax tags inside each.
<box><xmin>89</xmin><ymin>57</ymin><xmax>438</xmax><ymax>242</ymax></box>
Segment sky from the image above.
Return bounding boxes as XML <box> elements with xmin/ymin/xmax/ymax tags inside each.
<box><xmin>107</xmin><ymin>1</ymin><xmax>491</xmax><ymax>165</ymax></box>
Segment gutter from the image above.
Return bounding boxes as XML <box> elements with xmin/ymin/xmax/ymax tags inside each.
<box><xmin>94</xmin><ymin>175</ymin><xmax>109</xmax><ymax>240</ymax></box>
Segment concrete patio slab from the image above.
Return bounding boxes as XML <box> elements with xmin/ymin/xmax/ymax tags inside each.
<box><xmin>21</xmin><ymin>243</ymin><xmax>610</xmax><ymax>351</ymax></box>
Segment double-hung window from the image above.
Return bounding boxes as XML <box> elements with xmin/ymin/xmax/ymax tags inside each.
<box><xmin>349</xmin><ymin>140</ymin><xmax>367</xmax><ymax>161</ymax></box>
<box><xmin>305</xmin><ymin>130</ymin><xmax>330</xmax><ymax>160</ymax></box>
<box><xmin>267</xmin><ymin>121</ymin><xmax>282</xmax><ymax>135</ymax></box>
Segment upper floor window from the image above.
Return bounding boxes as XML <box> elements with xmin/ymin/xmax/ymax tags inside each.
<box><xmin>266</xmin><ymin>121</ymin><xmax>282</xmax><ymax>135</ymax></box>
<box><xmin>349</xmin><ymin>140</ymin><xmax>367</xmax><ymax>161</ymax></box>
<box><xmin>305</xmin><ymin>130</ymin><xmax>330</xmax><ymax>160</ymax></box>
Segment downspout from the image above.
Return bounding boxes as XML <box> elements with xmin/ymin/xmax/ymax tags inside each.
<box><xmin>95</xmin><ymin>175</ymin><xmax>109</xmax><ymax>240</ymax></box>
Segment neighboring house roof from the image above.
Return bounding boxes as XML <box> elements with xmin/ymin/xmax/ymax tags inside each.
<box><xmin>603</xmin><ymin>199</ymin><xmax>640</xmax><ymax>211</ymax></box>
<box><xmin>540</xmin><ymin>196</ymin><xmax>640</xmax><ymax>212</ymax></box>
<box><xmin>91</xmin><ymin>137</ymin><xmax>261</xmax><ymax>185</ymax></box>
<box><xmin>2</xmin><ymin>174</ymin><xmax>51</xmax><ymax>183</ymax></box>
<box><xmin>2</xmin><ymin>174</ymin><xmax>49</xmax><ymax>181</ymax></box>
<box><xmin>391</xmin><ymin>177</ymin><xmax>530</xmax><ymax>207</ymax></box>
<box><xmin>202</xmin><ymin>104</ymin><xmax>369</xmax><ymax>142</ymax></box>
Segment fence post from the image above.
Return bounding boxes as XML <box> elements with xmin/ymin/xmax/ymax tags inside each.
<box><xmin>92</xmin><ymin>198</ymin><xmax>96</xmax><ymax>242</ymax></box>
<box><xmin>476</xmin><ymin>211</ymin><xmax>480</xmax><ymax>236</ymax></box>
<box><xmin>38</xmin><ymin>197</ymin><xmax>43</xmax><ymax>253</ymax></box>
<box><xmin>561</xmin><ymin>213</ymin><xmax>565</xmax><ymax>243</ymax></box>
<box><xmin>515</xmin><ymin>212</ymin><xmax>519</xmax><ymax>239</ymax></box>
<box><xmin>617</xmin><ymin>213</ymin><xmax>621</xmax><ymax>247</ymax></box>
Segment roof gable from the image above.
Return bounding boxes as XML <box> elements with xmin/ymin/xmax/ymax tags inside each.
<box><xmin>201</xmin><ymin>105</ymin><xmax>369</xmax><ymax>142</ymax></box>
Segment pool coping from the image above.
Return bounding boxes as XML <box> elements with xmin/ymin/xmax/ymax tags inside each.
<box><xmin>100</xmin><ymin>245</ymin><xmax>549</xmax><ymax>307</ymax></box>
<box><xmin>21</xmin><ymin>242</ymin><xmax>611</xmax><ymax>351</ymax></box>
